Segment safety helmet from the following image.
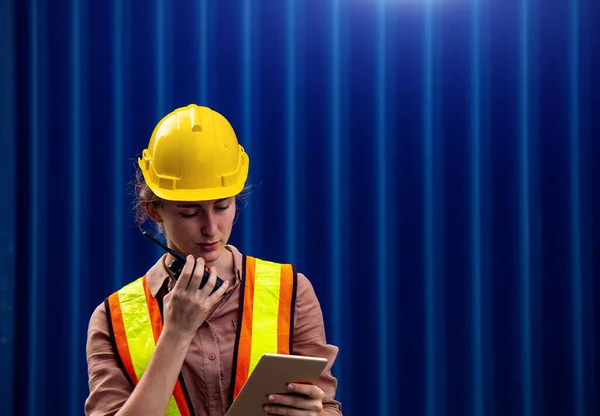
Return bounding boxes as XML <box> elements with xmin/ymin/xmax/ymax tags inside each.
<box><xmin>138</xmin><ymin>104</ymin><xmax>249</xmax><ymax>201</ymax></box>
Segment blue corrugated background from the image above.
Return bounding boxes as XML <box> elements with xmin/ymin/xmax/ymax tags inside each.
<box><xmin>1</xmin><ymin>0</ymin><xmax>599</xmax><ymax>415</ymax></box>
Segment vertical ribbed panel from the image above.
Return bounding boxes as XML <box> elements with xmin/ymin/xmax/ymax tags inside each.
<box><xmin>569</xmin><ymin>2</ymin><xmax>584</xmax><ymax>416</ymax></box>
<box><xmin>4</xmin><ymin>1</ymin><xmax>599</xmax><ymax>415</ymax></box>
<box><xmin>198</xmin><ymin>1</ymin><xmax>209</xmax><ymax>104</ymax></box>
<box><xmin>153</xmin><ymin>0</ymin><xmax>168</xmax><ymax>260</ymax></box>
<box><xmin>285</xmin><ymin>0</ymin><xmax>297</xmax><ymax>263</ymax></box>
<box><xmin>27</xmin><ymin>0</ymin><xmax>47</xmax><ymax>413</ymax></box>
<box><xmin>423</xmin><ymin>2</ymin><xmax>436</xmax><ymax>416</ymax></box>
<box><xmin>69</xmin><ymin>0</ymin><xmax>84</xmax><ymax>413</ymax></box>
<box><xmin>241</xmin><ymin>0</ymin><xmax>255</xmax><ymax>254</ymax></box>
<box><xmin>327</xmin><ymin>1</ymin><xmax>343</xmax><ymax>408</ymax></box>
<box><xmin>0</xmin><ymin>1</ymin><xmax>15</xmax><ymax>415</ymax></box>
<box><xmin>329</xmin><ymin>0</ymin><xmax>342</xmax><ymax>371</ymax></box>
<box><xmin>112</xmin><ymin>0</ymin><xmax>124</xmax><ymax>290</ymax></box>
<box><xmin>470</xmin><ymin>1</ymin><xmax>483</xmax><ymax>415</ymax></box>
<box><xmin>519</xmin><ymin>2</ymin><xmax>533</xmax><ymax>416</ymax></box>
<box><xmin>375</xmin><ymin>1</ymin><xmax>388</xmax><ymax>414</ymax></box>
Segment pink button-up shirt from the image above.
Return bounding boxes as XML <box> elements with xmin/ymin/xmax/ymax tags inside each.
<box><xmin>85</xmin><ymin>245</ymin><xmax>342</xmax><ymax>415</ymax></box>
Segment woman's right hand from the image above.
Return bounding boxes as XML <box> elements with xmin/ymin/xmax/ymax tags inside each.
<box><xmin>162</xmin><ymin>255</ymin><xmax>229</xmax><ymax>342</ymax></box>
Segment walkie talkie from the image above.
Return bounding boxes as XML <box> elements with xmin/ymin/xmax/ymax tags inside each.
<box><xmin>142</xmin><ymin>231</ymin><xmax>224</xmax><ymax>294</ymax></box>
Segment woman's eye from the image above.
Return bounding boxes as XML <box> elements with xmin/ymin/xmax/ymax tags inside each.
<box><xmin>215</xmin><ymin>204</ymin><xmax>230</xmax><ymax>211</ymax></box>
<box><xmin>180</xmin><ymin>212</ymin><xmax>198</xmax><ymax>218</ymax></box>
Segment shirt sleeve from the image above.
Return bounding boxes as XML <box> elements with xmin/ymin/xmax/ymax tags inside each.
<box><xmin>85</xmin><ymin>302</ymin><xmax>133</xmax><ymax>416</ymax></box>
<box><xmin>293</xmin><ymin>273</ymin><xmax>343</xmax><ymax>416</ymax></box>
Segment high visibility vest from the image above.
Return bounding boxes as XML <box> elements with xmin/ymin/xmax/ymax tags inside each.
<box><xmin>105</xmin><ymin>256</ymin><xmax>298</xmax><ymax>416</ymax></box>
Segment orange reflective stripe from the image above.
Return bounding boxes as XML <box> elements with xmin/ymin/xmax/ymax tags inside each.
<box><xmin>107</xmin><ymin>277</ymin><xmax>194</xmax><ymax>415</ymax></box>
<box><xmin>277</xmin><ymin>264</ymin><xmax>294</xmax><ymax>354</ymax></box>
<box><xmin>234</xmin><ymin>256</ymin><xmax>256</xmax><ymax>399</ymax></box>
<box><xmin>173</xmin><ymin>384</ymin><xmax>191</xmax><ymax>416</ymax></box>
<box><xmin>142</xmin><ymin>276</ymin><xmax>163</xmax><ymax>343</ymax></box>
<box><xmin>107</xmin><ymin>292</ymin><xmax>138</xmax><ymax>384</ymax></box>
<box><xmin>232</xmin><ymin>256</ymin><xmax>297</xmax><ymax>402</ymax></box>
<box><xmin>141</xmin><ymin>277</ymin><xmax>191</xmax><ymax>416</ymax></box>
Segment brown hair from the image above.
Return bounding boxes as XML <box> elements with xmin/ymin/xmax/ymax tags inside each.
<box><xmin>133</xmin><ymin>167</ymin><xmax>164</xmax><ymax>231</ymax></box>
<box><xmin>132</xmin><ymin>164</ymin><xmax>252</xmax><ymax>232</ymax></box>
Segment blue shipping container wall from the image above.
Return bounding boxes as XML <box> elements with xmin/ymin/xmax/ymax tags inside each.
<box><xmin>0</xmin><ymin>0</ymin><xmax>599</xmax><ymax>415</ymax></box>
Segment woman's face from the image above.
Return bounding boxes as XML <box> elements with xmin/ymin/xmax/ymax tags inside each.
<box><xmin>153</xmin><ymin>197</ymin><xmax>236</xmax><ymax>265</ymax></box>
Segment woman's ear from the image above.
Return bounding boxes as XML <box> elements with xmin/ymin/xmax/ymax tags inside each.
<box><xmin>145</xmin><ymin>203</ymin><xmax>163</xmax><ymax>224</ymax></box>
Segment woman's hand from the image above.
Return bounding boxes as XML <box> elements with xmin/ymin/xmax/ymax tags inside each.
<box><xmin>263</xmin><ymin>383</ymin><xmax>325</xmax><ymax>416</ymax></box>
<box><xmin>113</xmin><ymin>256</ymin><xmax>229</xmax><ymax>416</ymax></box>
<box><xmin>162</xmin><ymin>255</ymin><xmax>229</xmax><ymax>342</ymax></box>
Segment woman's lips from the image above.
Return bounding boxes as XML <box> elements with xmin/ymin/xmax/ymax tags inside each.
<box><xmin>198</xmin><ymin>241</ymin><xmax>219</xmax><ymax>252</ymax></box>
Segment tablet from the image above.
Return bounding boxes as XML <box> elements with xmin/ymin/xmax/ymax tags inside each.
<box><xmin>225</xmin><ymin>354</ymin><xmax>328</xmax><ymax>416</ymax></box>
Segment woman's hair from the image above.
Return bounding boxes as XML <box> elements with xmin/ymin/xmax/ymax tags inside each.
<box><xmin>132</xmin><ymin>163</ymin><xmax>252</xmax><ymax>232</ymax></box>
<box><xmin>133</xmin><ymin>167</ymin><xmax>164</xmax><ymax>231</ymax></box>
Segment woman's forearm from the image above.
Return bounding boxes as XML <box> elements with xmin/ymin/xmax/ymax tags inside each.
<box><xmin>115</xmin><ymin>329</ymin><xmax>191</xmax><ymax>416</ymax></box>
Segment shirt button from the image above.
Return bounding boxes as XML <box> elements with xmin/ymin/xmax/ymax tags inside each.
<box><xmin>209</xmin><ymin>354</ymin><xmax>216</xmax><ymax>361</ymax></box>
<box><xmin>213</xmin><ymin>393</ymin><xmax>220</xmax><ymax>400</ymax></box>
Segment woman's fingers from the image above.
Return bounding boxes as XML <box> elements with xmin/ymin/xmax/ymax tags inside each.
<box><xmin>262</xmin><ymin>384</ymin><xmax>324</xmax><ymax>415</ymax></box>
<box><xmin>210</xmin><ymin>272</ymin><xmax>229</xmax><ymax>298</ymax></box>
<box><xmin>172</xmin><ymin>255</ymin><xmax>196</xmax><ymax>291</ymax></box>
<box><xmin>201</xmin><ymin>266</ymin><xmax>218</xmax><ymax>294</ymax></box>
<box><xmin>187</xmin><ymin>258</ymin><xmax>206</xmax><ymax>292</ymax></box>
<box><xmin>286</xmin><ymin>384</ymin><xmax>324</xmax><ymax>400</ymax></box>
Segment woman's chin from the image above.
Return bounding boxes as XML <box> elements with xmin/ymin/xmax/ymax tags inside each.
<box><xmin>195</xmin><ymin>245</ymin><xmax>222</xmax><ymax>264</ymax></box>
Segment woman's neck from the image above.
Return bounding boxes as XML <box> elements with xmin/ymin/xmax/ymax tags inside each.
<box><xmin>205</xmin><ymin>247</ymin><xmax>235</xmax><ymax>277</ymax></box>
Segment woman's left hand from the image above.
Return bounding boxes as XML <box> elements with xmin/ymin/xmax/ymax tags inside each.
<box><xmin>263</xmin><ymin>383</ymin><xmax>325</xmax><ymax>415</ymax></box>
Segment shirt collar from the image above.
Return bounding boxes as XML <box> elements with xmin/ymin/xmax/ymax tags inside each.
<box><xmin>145</xmin><ymin>244</ymin><xmax>244</xmax><ymax>298</ymax></box>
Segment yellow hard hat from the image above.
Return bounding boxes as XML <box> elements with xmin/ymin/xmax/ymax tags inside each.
<box><xmin>138</xmin><ymin>104</ymin><xmax>249</xmax><ymax>201</ymax></box>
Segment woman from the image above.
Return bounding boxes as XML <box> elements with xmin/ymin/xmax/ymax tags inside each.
<box><xmin>85</xmin><ymin>104</ymin><xmax>342</xmax><ymax>416</ymax></box>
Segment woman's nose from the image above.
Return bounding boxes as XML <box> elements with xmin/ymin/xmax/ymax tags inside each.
<box><xmin>201</xmin><ymin>212</ymin><xmax>218</xmax><ymax>237</ymax></box>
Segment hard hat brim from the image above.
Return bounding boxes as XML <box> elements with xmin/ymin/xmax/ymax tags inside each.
<box><xmin>141</xmin><ymin>167</ymin><xmax>248</xmax><ymax>202</ymax></box>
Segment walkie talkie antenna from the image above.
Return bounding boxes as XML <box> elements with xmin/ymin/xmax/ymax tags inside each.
<box><xmin>142</xmin><ymin>231</ymin><xmax>185</xmax><ymax>263</ymax></box>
